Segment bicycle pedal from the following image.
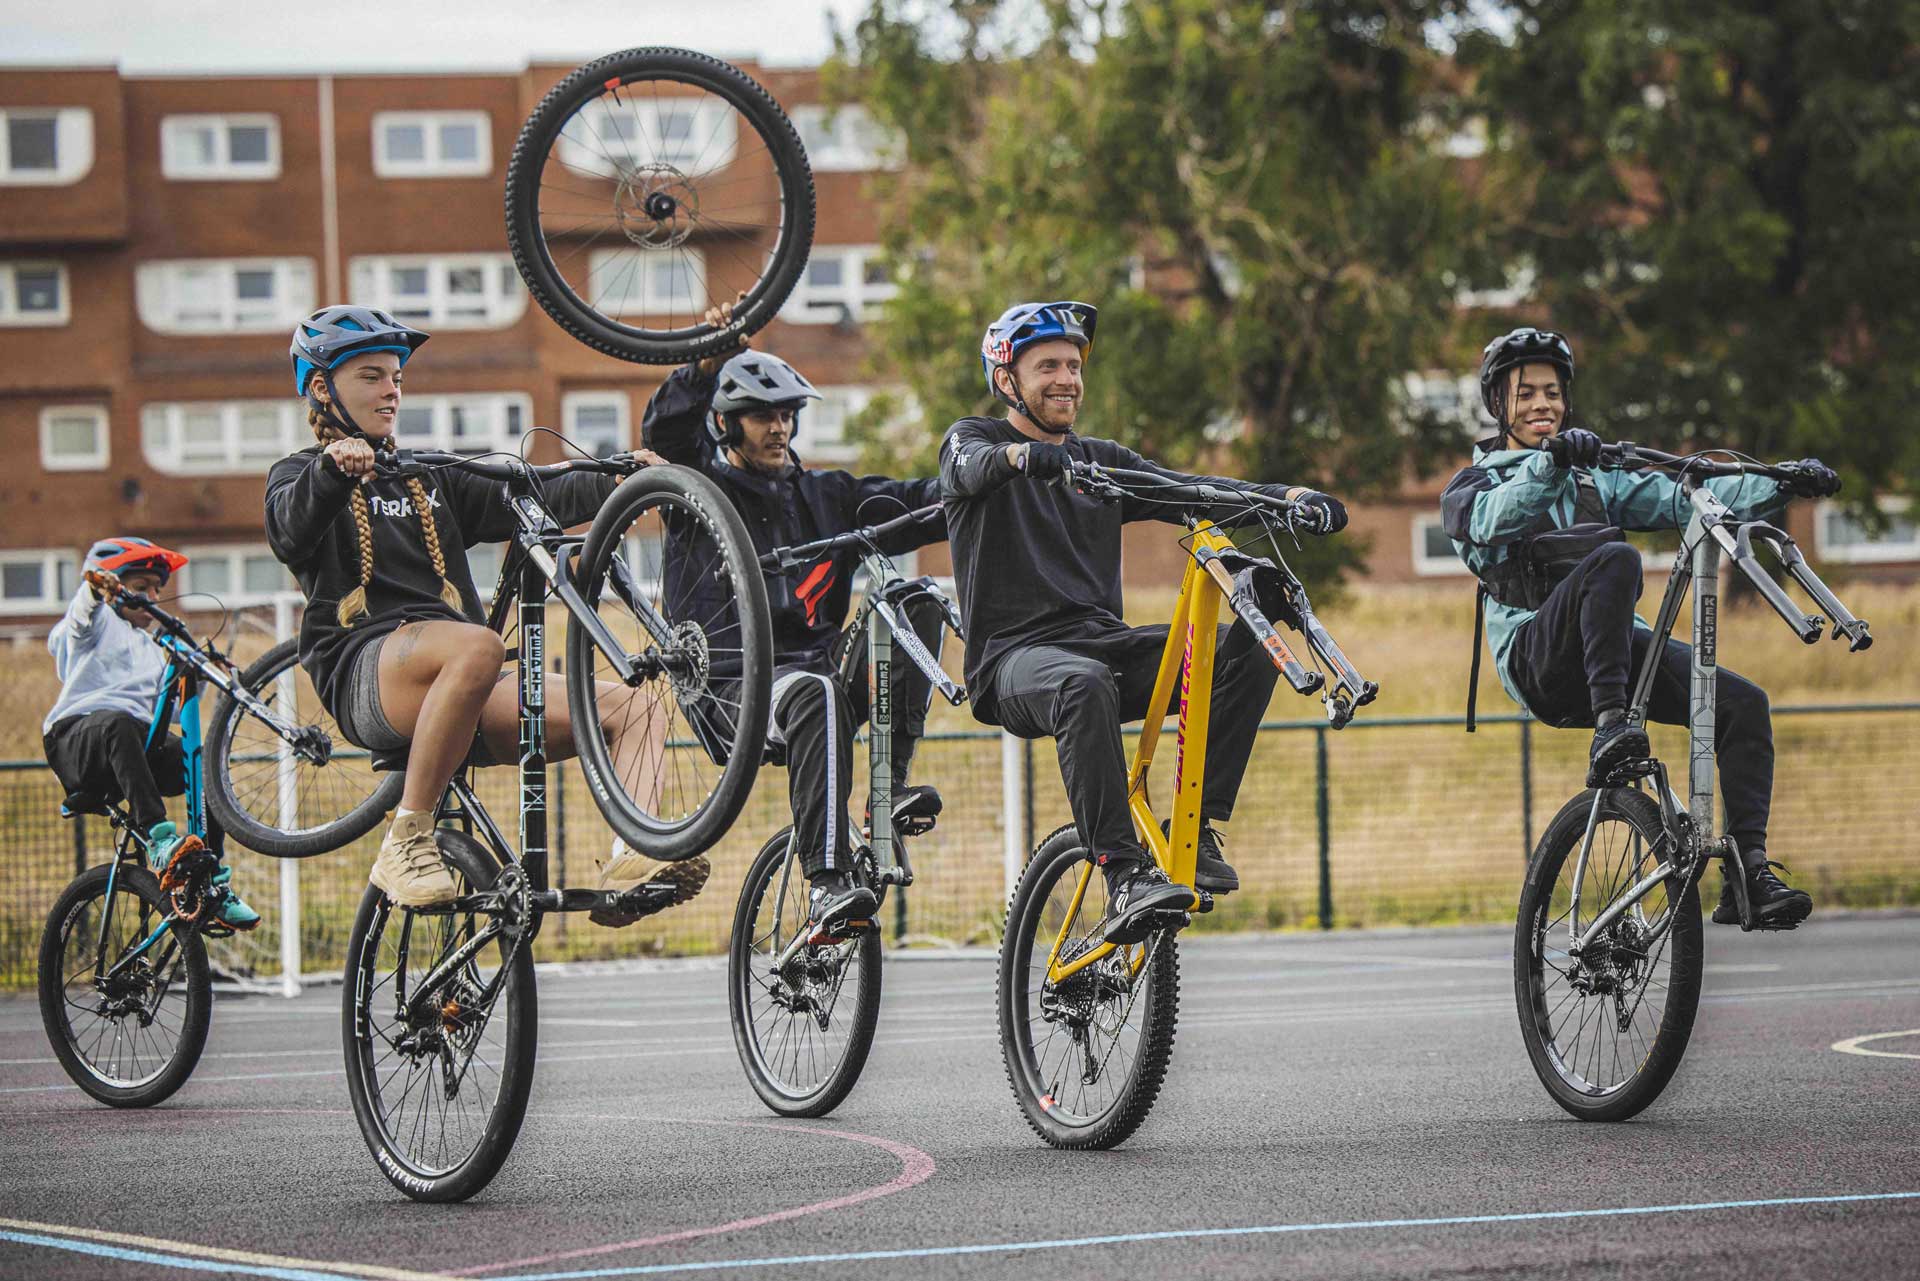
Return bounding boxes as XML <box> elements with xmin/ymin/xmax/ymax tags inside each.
<box><xmin>157</xmin><ymin>836</ymin><xmax>212</xmax><ymax>894</ymax></box>
<box><xmin>807</xmin><ymin>917</ymin><xmax>877</xmax><ymax>944</ymax></box>
<box><xmin>898</xmin><ymin>815</ymin><xmax>937</xmax><ymax>838</ymax></box>
<box><xmin>1192</xmin><ymin>889</ymin><xmax>1216</xmax><ymax>914</ymax></box>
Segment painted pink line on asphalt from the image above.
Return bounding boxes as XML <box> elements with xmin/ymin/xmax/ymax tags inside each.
<box><xmin>453</xmin><ymin>1119</ymin><xmax>937</xmax><ymax>1276</ymax></box>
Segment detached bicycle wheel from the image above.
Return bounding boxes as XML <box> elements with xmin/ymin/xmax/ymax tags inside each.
<box><xmin>998</xmin><ymin>825</ymin><xmax>1180</xmax><ymax>1150</ymax></box>
<box><xmin>569</xmin><ymin>465</ymin><xmax>771</xmax><ymax>862</ymax></box>
<box><xmin>1515</xmin><ymin>787</ymin><xmax>1703</xmax><ymax>1121</ymax></box>
<box><xmin>206</xmin><ymin>638</ymin><xmax>402</xmax><ymax>858</ymax></box>
<box><xmin>39</xmin><ymin>863</ymin><xmax>210</xmax><ymax>1108</ymax></box>
<box><xmin>506</xmin><ymin>47</ymin><xmax>815</xmax><ymax>364</ymax></box>
<box><xmin>729</xmin><ymin>828</ymin><xmax>882</xmax><ymax>1117</ymax></box>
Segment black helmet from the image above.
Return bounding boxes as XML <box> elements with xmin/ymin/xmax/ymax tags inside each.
<box><xmin>1478</xmin><ymin>327</ymin><xmax>1574</xmax><ymax>424</ymax></box>
<box><xmin>707</xmin><ymin>350</ymin><xmax>821</xmax><ymax>447</ymax></box>
<box><xmin>291</xmin><ymin>305</ymin><xmax>430</xmax><ymax>397</ymax></box>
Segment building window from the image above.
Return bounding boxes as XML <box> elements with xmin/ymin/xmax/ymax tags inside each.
<box><xmin>177</xmin><ymin>544</ymin><xmax>296</xmax><ymax>606</ymax></box>
<box><xmin>806</xmin><ymin>386</ymin><xmax>872</xmax><ymax>463</ymax></box>
<box><xmin>466</xmin><ymin>543</ymin><xmax>504</xmax><ymax>602</ymax></box>
<box><xmin>0</xmin><ymin>261</ymin><xmax>70</xmax><ymax>326</ymax></box>
<box><xmin>142</xmin><ymin>401</ymin><xmax>305</xmax><ymax>475</ymax></box>
<box><xmin>161</xmin><ymin>114</ymin><xmax>281</xmax><ymax>180</ymax></box>
<box><xmin>40</xmin><ymin>405</ymin><xmax>109</xmax><ymax>471</ymax></box>
<box><xmin>0</xmin><ymin>108</ymin><xmax>93</xmax><ymax>185</ymax></box>
<box><xmin>562</xmin><ymin>392</ymin><xmax>630</xmax><ymax>457</ymax></box>
<box><xmin>586</xmin><ymin>250</ymin><xmax>705</xmax><ymax>316</ymax></box>
<box><xmin>789</xmin><ymin>105</ymin><xmax>902</xmax><ymax>172</ymax></box>
<box><xmin>372</xmin><ymin>111</ymin><xmax>492</xmax><ymax>178</ymax></box>
<box><xmin>557</xmin><ymin>99</ymin><xmax>735</xmax><ymax>177</ymax></box>
<box><xmin>0</xmin><ymin>548</ymin><xmax>78</xmax><ymax>616</ymax></box>
<box><xmin>782</xmin><ymin>246</ymin><xmax>895</xmax><ymax>325</ymax></box>
<box><xmin>1401</xmin><ymin>371</ymin><xmax>1481</xmax><ymax>435</ymax></box>
<box><xmin>136</xmin><ymin>258</ymin><xmax>314</xmax><ymax>335</ymax></box>
<box><xmin>1815</xmin><ymin>498</ymin><xmax>1919</xmax><ymax>565</ymax></box>
<box><xmin>348</xmin><ymin>255</ymin><xmax>525</xmax><ymax>329</ymax></box>
<box><xmin>1412</xmin><ymin>513</ymin><xmax>1472</xmax><ymax>577</ymax></box>
<box><xmin>392</xmin><ymin>394</ymin><xmax>530</xmax><ymax>454</ymax></box>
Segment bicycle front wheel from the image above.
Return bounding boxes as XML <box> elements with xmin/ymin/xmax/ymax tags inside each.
<box><xmin>1516</xmin><ymin>787</ymin><xmax>1703</xmax><ymax>1121</ymax></box>
<box><xmin>343</xmin><ymin>831</ymin><xmax>536</xmax><ymax>1202</ymax></box>
<box><xmin>38</xmin><ymin>863</ymin><xmax>211</xmax><ymax>1108</ymax></box>
<box><xmin>729</xmin><ymin>828</ymin><xmax>882</xmax><ymax>1117</ymax></box>
<box><xmin>998</xmin><ymin>825</ymin><xmax>1180</xmax><ymax>1150</ymax></box>
<box><xmin>568</xmin><ymin>464</ymin><xmax>771</xmax><ymax>861</ymax></box>
<box><xmin>506</xmin><ymin>47</ymin><xmax>815</xmax><ymax>365</ymax></box>
<box><xmin>206</xmin><ymin>638</ymin><xmax>403</xmax><ymax>858</ymax></box>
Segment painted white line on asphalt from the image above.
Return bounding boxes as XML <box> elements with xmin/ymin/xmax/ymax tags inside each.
<box><xmin>498</xmin><ymin>1191</ymin><xmax>1920</xmax><ymax>1279</ymax></box>
<box><xmin>1831</xmin><ymin>1028</ymin><xmax>1920</xmax><ymax>1061</ymax></box>
<box><xmin>0</xmin><ymin>1216</ymin><xmax>457</xmax><ymax>1281</ymax></box>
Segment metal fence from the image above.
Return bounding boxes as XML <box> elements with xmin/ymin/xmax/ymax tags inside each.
<box><xmin>4</xmin><ymin>703</ymin><xmax>1916</xmax><ymax>989</ymax></box>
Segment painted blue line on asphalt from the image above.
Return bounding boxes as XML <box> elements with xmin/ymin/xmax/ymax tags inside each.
<box><xmin>505</xmin><ymin>1191</ymin><xmax>1920</xmax><ymax>1279</ymax></box>
<box><xmin>0</xmin><ymin>1229</ymin><xmax>357</xmax><ymax>1281</ymax></box>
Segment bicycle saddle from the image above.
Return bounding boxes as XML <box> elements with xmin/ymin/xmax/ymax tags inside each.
<box><xmin>59</xmin><ymin>789</ymin><xmax>113</xmax><ymax>818</ymax></box>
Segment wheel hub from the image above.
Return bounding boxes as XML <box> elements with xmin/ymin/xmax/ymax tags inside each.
<box><xmin>662</xmin><ymin>620</ymin><xmax>712</xmax><ymax>700</ymax></box>
<box><xmin>614</xmin><ymin>164</ymin><xmax>700</xmax><ymax>249</ymax></box>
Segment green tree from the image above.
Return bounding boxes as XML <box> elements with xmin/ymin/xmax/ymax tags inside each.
<box><xmin>1461</xmin><ymin>0</ymin><xmax>1920</xmax><ymax>502</ymax></box>
<box><xmin>832</xmin><ymin>0</ymin><xmax>1497</xmax><ymax>578</ymax></box>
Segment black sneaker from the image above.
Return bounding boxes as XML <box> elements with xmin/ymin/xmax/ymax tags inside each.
<box><xmin>807</xmin><ymin>871</ymin><xmax>880</xmax><ymax>941</ymax></box>
<box><xmin>1586</xmin><ymin>719</ymin><xmax>1651</xmax><ymax>786</ymax></box>
<box><xmin>1159</xmin><ymin>818</ymin><xmax>1239</xmax><ymax>895</ymax></box>
<box><xmin>1102</xmin><ymin>863</ymin><xmax>1191</xmax><ymax>946</ymax></box>
<box><xmin>1712</xmin><ymin>852</ymin><xmax>1813</xmax><ymax>931</ymax></box>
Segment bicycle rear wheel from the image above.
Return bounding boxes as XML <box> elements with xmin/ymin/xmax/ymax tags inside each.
<box><xmin>729</xmin><ymin>828</ymin><xmax>882</xmax><ymax>1117</ymax></box>
<box><xmin>1515</xmin><ymin>787</ymin><xmax>1703</xmax><ymax>1121</ymax></box>
<box><xmin>206</xmin><ymin>638</ymin><xmax>403</xmax><ymax>858</ymax></box>
<box><xmin>998</xmin><ymin>825</ymin><xmax>1180</xmax><ymax>1149</ymax></box>
<box><xmin>39</xmin><ymin>862</ymin><xmax>210</xmax><ymax>1108</ymax></box>
<box><xmin>506</xmin><ymin>47</ymin><xmax>815</xmax><ymax>364</ymax></box>
<box><xmin>568</xmin><ymin>464</ymin><xmax>771</xmax><ymax>862</ymax></box>
<box><xmin>343</xmin><ymin>831</ymin><xmax>536</xmax><ymax>1202</ymax></box>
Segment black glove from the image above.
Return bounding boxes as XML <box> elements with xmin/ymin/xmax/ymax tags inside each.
<box><xmin>1777</xmin><ymin>458</ymin><xmax>1841</xmax><ymax>499</ymax></box>
<box><xmin>1021</xmin><ymin>441</ymin><xmax>1071</xmax><ymax>481</ymax></box>
<box><xmin>1545</xmin><ymin>429</ymin><xmax>1603</xmax><ymax>469</ymax></box>
<box><xmin>1294</xmin><ymin>491</ymin><xmax>1348</xmax><ymax>535</ymax></box>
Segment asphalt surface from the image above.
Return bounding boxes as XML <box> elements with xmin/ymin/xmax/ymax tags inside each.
<box><xmin>1</xmin><ymin>915</ymin><xmax>1916</xmax><ymax>1281</ymax></box>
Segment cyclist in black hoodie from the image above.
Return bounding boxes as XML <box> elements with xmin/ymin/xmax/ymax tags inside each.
<box><xmin>641</xmin><ymin>304</ymin><xmax>947</xmax><ymax>935</ymax></box>
<box><xmin>266</xmin><ymin>306</ymin><xmax>699</xmax><ymax>922</ymax></box>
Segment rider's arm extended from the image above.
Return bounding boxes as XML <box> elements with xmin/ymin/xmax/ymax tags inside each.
<box><xmin>1439</xmin><ymin>451</ymin><xmax>1570</xmax><ymax>546</ymax></box>
<box><xmin>640</xmin><ymin>364</ymin><xmax>718</xmax><ymax>470</ymax></box>
<box><xmin>441</xmin><ymin>468</ymin><xmax>621</xmax><ymax>545</ymax></box>
<box><xmin>939</xmin><ymin>419</ymin><xmax>1021</xmax><ymax>500</ymax></box>
<box><xmin>47</xmin><ymin>583</ymin><xmax>105</xmax><ymax>664</ymax></box>
<box><xmin>265</xmin><ymin>451</ymin><xmax>357</xmax><ymax>566</ymax></box>
<box><xmin>1599</xmin><ymin>467</ymin><xmax>1788</xmax><ymax>532</ymax></box>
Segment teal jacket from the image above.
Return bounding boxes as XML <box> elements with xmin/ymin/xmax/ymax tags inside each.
<box><xmin>1439</xmin><ymin>435</ymin><xmax>1787</xmax><ymax>715</ymax></box>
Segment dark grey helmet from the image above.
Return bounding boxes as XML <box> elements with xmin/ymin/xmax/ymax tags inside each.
<box><xmin>291</xmin><ymin>304</ymin><xmax>430</xmax><ymax>396</ymax></box>
<box><xmin>707</xmin><ymin>350</ymin><xmax>821</xmax><ymax>446</ymax></box>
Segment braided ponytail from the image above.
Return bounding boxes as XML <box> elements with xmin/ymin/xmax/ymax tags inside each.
<box><xmin>406</xmin><ymin>473</ymin><xmax>465</xmax><ymax>613</ymax></box>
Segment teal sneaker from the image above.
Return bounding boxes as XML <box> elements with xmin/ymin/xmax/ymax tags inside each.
<box><xmin>209</xmin><ymin>866</ymin><xmax>261</xmax><ymax>932</ymax></box>
<box><xmin>145</xmin><ymin>819</ymin><xmax>183</xmax><ymax>871</ymax></box>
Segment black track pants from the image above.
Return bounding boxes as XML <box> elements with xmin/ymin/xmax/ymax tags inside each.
<box><xmin>43</xmin><ymin>711</ymin><xmax>186</xmax><ymax>833</ymax></box>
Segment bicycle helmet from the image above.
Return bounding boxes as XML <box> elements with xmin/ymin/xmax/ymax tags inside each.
<box><xmin>1478</xmin><ymin>327</ymin><xmax>1574</xmax><ymax>431</ymax></box>
<box><xmin>291</xmin><ymin>305</ymin><xmax>430</xmax><ymax>439</ymax></box>
<box><xmin>979</xmin><ymin>300</ymin><xmax>1096</xmax><ymax>421</ymax></box>
<box><xmin>707</xmin><ymin>350</ymin><xmax>821</xmax><ymax>447</ymax></box>
<box><xmin>84</xmin><ymin>537</ymin><xmax>188</xmax><ymax>586</ymax></box>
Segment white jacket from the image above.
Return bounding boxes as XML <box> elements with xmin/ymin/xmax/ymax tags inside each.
<box><xmin>43</xmin><ymin>586</ymin><xmax>168</xmax><ymax>736</ymax></box>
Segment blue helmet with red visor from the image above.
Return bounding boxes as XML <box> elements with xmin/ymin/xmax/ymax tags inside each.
<box><xmin>980</xmin><ymin>301</ymin><xmax>1097</xmax><ymax>425</ymax></box>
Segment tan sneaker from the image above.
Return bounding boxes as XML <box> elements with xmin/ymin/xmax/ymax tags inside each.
<box><xmin>368</xmin><ymin>812</ymin><xmax>459</xmax><ymax>907</ymax></box>
<box><xmin>589</xmin><ymin>839</ymin><xmax>710</xmax><ymax>928</ymax></box>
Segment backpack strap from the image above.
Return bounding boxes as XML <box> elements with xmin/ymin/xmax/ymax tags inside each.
<box><xmin>1466</xmin><ymin>581</ymin><xmax>1486</xmax><ymax>733</ymax></box>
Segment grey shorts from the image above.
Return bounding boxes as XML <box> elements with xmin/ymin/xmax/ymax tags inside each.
<box><xmin>335</xmin><ymin>633</ymin><xmax>408</xmax><ymax>753</ymax></box>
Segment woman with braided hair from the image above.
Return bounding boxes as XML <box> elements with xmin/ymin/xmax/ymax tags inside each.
<box><xmin>266</xmin><ymin>306</ymin><xmax>696</xmax><ymax>919</ymax></box>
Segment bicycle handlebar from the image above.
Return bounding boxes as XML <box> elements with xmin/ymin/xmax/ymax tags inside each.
<box><xmin>375</xmin><ymin>448</ymin><xmax>648</xmax><ymax>485</ymax></box>
<box><xmin>82</xmin><ymin>570</ymin><xmax>231</xmax><ymax>670</ymax></box>
<box><xmin>1064</xmin><ymin>460</ymin><xmax>1304</xmax><ymax>519</ymax></box>
<box><xmin>1596</xmin><ymin>442</ymin><xmax>1794</xmax><ymax>482</ymax></box>
<box><xmin>760</xmin><ymin>504</ymin><xmax>945</xmax><ymax>573</ymax></box>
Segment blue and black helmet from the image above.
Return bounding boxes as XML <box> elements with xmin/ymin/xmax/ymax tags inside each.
<box><xmin>979</xmin><ymin>301</ymin><xmax>1097</xmax><ymax>406</ymax></box>
<box><xmin>290</xmin><ymin>305</ymin><xmax>431</xmax><ymax>397</ymax></box>
<box><xmin>1478</xmin><ymin>327</ymin><xmax>1574</xmax><ymax>424</ymax></box>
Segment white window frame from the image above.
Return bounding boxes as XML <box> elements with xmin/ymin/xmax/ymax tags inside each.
<box><xmin>805</xmin><ymin>385</ymin><xmax>872</xmax><ymax>464</ymax></box>
<box><xmin>1401</xmin><ymin>370</ymin><xmax>1481</xmax><ymax>435</ymax></box>
<box><xmin>782</xmin><ymin>245</ymin><xmax>896</xmax><ymax>326</ymax></box>
<box><xmin>0</xmin><ymin>108</ymin><xmax>94</xmax><ymax>185</ymax></box>
<box><xmin>561</xmin><ymin>391</ymin><xmax>631</xmax><ymax>457</ymax></box>
<box><xmin>0</xmin><ymin>260</ymin><xmax>70</xmax><ymax>326</ymax></box>
<box><xmin>789</xmin><ymin>104</ymin><xmax>902</xmax><ymax>172</ymax></box>
<box><xmin>136</xmin><ymin>258</ymin><xmax>315</xmax><ymax>335</ymax></box>
<box><xmin>0</xmin><ymin>548</ymin><xmax>79</xmax><ymax>616</ymax></box>
<box><xmin>585</xmin><ymin>249</ymin><xmax>706</xmax><ymax>316</ymax></box>
<box><xmin>371</xmin><ymin>111</ymin><xmax>492</xmax><ymax>178</ymax></box>
<box><xmin>39</xmin><ymin>404</ymin><xmax>109</xmax><ymax>471</ymax></box>
<box><xmin>556</xmin><ymin>98</ymin><xmax>736</xmax><ymax>177</ymax></box>
<box><xmin>160</xmin><ymin>114</ymin><xmax>281</xmax><ymax>181</ymax></box>
<box><xmin>141</xmin><ymin>400</ymin><xmax>306</xmax><ymax>476</ymax></box>
<box><xmin>392</xmin><ymin>393</ymin><xmax>532</xmax><ymax>454</ymax></box>
<box><xmin>175</xmin><ymin>543</ymin><xmax>295</xmax><ymax>607</ymax></box>
<box><xmin>1814</xmin><ymin>497</ymin><xmax>1920</xmax><ymax>565</ymax></box>
<box><xmin>1412</xmin><ymin>512</ymin><xmax>1473</xmax><ymax>577</ymax></box>
<box><xmin>347</xmin><ymin>254</ymin><xmax>526</xmax><ymax>330</ymax></box>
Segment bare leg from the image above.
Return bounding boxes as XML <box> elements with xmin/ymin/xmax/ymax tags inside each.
<box><xmin>476</xmin><ymin>674</ymin><xmax>666</xmax><ymax>811</ymax></box>
<box><xmin>374</xmin><ymin>620</ymin><xmax>507</xmax><ymax>812</ymax></box>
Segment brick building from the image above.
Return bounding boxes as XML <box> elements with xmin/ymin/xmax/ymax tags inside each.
<box><xmin>1</xmin><ymin>61</ymin><xmax>1911</xmax><ymax>629</ymax></box>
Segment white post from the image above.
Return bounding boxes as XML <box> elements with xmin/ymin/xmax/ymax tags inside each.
<box><xmin>274</xmin><ymin>594</ymin><xmax>302</xmax><ymax>998</ymax></box>
<box><xmin>1000</xmin><ymin>730</ymin><xmax>1024</xmax><ymax>902</ymax></box>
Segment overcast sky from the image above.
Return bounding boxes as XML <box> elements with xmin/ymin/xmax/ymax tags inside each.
<box><xmin>0</xmin><ymin>0</ymin><xmax>867</xmax><ymax>73</ymax></box>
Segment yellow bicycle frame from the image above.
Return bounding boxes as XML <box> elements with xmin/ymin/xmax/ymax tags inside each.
<box><xmin>1043</xmin><ymin>522</ymin><xmax>1306</xmax><ymax>985</ymax></box>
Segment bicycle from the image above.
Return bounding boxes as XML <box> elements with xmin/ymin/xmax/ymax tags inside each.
<box><xmin>996</xmin><ymin>461</ymin><xmax>1378</xmax><ymax>1148</ymax></box>
<box><xmin>39</xmin><ymin>576</ymin><xmax>389</xmax><ymax>1107</ymax></box>
<box><xmin>727</xmin><ymin>504</ymin><xmax>965</xmax><ymax>1117</ymax></box>
<box><xmin>506</xmin><ymin>47</ymin><xmax>815</xmax><ymax>366</ymax></box>
<box><xmin>338</xmin><ymin>447</ymin><xmax>772</xmax><ymax>1201</ymax></box>
<box><xmin>1513</xmin><ymin>445</ymin><xmax>1872</xmax><ymax>1122</ymax></box>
